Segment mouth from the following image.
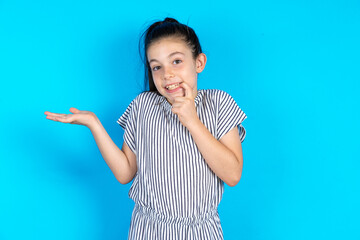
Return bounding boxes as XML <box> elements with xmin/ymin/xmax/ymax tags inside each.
<box><xmin>165</xmin><ymin>83</ymin><xmax>181</xmax><ymax>90</ymax></box>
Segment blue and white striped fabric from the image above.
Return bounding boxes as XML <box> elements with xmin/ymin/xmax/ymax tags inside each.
<box><xmin>117</xmin><ymin>89</ymin><xmax>247</xmax><ymax>239</ymax></box>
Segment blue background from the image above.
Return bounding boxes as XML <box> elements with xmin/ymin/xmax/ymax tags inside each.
<box><xmin>1</xmin><ymin>0</ymin><xmax>359</xmax><ymax>239</ymax></box>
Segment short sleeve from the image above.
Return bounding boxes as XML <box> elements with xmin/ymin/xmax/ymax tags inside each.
<box><xmin>217</xmin><ymin>91</ymin><xmax>247</xmax><ymax>142</ymax></box>
<box><xmin>117</xmin><ymin>99</ymin><xmax>137</xmax><ymax>154</ymax></box>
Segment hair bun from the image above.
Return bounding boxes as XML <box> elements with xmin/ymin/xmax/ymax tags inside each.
<box><xmin>163</xmin><ymin>17</ymin><xmax>179</xmax><ymax>23</ymax></box>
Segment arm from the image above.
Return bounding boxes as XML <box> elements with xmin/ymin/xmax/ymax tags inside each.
<box><xmin>186</xmin><ymin>122</ymin><xmax>243</xmax><ymax>187</ymax></box>
<box><xmin>45</xmin><ymin>108</ymin><xmax>137</xmax><ymax>184</ymax></box>
<box><xmin>172</xmin><ymin>84</ymin><xmax>243</xmax><ymax>186</ymax></box>
<box><xmin>88</xmin><ymin>116</ymin><xmax>137</xmax><ymax>184</ymax></box>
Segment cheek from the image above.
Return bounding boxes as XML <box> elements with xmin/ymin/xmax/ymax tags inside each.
<box><xmin>152</xmin><ymin>70</ymin><xmax>163</xmax><ymax>80</ymax></box>
<box><xmin>151</xmin><ymin>72</ymin><xmax>160</xmax><ymax>83</ymax></box>
<box><xmin>152</xmin><ymin>76</ymin><xmax>163</xmax><ymax>90</ymax></box>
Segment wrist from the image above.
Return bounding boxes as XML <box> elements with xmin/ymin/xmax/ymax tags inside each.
<box><xmin>186</xmin><ymin>117</ymin><xmax>203</xmax><ymax>133</ymax></box>
<box><xmin>87</xmin><ymin>113</ymin><xmax>100</xmax><ymax>130</ymax></box>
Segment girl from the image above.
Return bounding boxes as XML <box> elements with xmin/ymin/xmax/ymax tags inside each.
<box><xmin>45</xmin><ymin>17</ymin><xmax>247</xmax><ymax>239</ymax></box>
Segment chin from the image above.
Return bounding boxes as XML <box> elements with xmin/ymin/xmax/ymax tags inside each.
<box><xmin>173</xmin><ymin>91</ymin><xmax>185</xmax><ymax>98</ymax></box>
<box><xmin>163</xmin><ymin>90</ymin><xmax>184</xmax><ymax>98</ymax></box>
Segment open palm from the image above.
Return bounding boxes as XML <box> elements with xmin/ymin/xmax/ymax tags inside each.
<box><xmin>44</xmin><ymin>107</ymin><xmax>96</xmax><ymax>127</ymax></box>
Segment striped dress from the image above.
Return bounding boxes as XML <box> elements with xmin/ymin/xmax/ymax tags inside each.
<box><xmin>117</xmin><ymin>89</ymin><xmax>247</xmax><ymax>239</ymax></box>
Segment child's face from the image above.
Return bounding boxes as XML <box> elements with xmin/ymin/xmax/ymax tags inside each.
<box><xmin>147</xmin><ymin>37</ymin><xmax>206</xmax><ymax>104</ymax></box>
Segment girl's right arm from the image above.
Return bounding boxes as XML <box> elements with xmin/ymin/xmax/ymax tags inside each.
<box><xmin>44</xmin><ymin>107</ymin><xmax>137</xmax><ymax>184</ymax></box>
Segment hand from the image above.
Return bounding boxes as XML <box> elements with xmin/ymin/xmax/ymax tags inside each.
<box><xmin>171</xmin><ymin>82</ymin><xmax>200</xmax><ymax>128</ymax></box>
<box><xmin>44</xmin><ymin>107</ymin><xmax>98</xmax><ymax>128</ymax></box>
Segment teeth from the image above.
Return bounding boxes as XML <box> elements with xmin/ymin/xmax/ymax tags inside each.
<box><xmin>166</xmin><ymin>83</ymin><xmax>180</xmax><ymax>90</ymax></box>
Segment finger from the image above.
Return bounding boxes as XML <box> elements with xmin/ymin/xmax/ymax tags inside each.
<box><xmin>171</xmin><ymin>107</ymin><xmax>179</xmax><ymax>115</ymax></box>
<box><xmin>45</xmin><ymin>111</ymin><xmax>67</xmax><ymax>117</ymax></box>
<box><xmin>45</xmin><ymin>114</ymin><xmax>68</xmax><ymax>122</ymax></box>
<box><xmin>173</xmin><ymin>97</ymin><xmax>185</xmax><ymax>104</ymax></box>
<box><xmin>171</xmin><ymin>102</ymin><xmax>182</xmax><ymax>109</ymax></box>
<box><xmin>180</xmin><ymin>82</ymin><xmax>194</xmax><ymax>99</ymax></box>
<box><xmin>52</xmin><ymin>114</ymin><xmax>74</xmax><ymax>123</ymax></box>
<box><xmin>45</xmin><ymin>115</ymin><xmax>58</xmax><ymax>121</ymax></box>
<box><xmin>45</xmin><ymin>111</ymin><xmax>57</xmax><ymax>116</ymax></box>
<box><xmin>69</xmin><ymin>107</ymin><xmax>80</xmax><ymax>114</ymax></box>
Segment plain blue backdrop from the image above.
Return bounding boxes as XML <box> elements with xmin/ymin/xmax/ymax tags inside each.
<box><xmin>1</xmin><ymin>0</ymin><xmax>359</xmax><ymax>239</ymax></box>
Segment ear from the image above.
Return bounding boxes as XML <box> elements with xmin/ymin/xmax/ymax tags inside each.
<box><xmin>195</xmin><ymin>53</ymin><xmax>207</xmax><ymax>73</ymax></box>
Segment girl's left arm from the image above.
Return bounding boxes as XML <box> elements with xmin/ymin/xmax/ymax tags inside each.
<box><xmin>187</xmin><ymin>121</ymin><xmax>243</xmax><ymax>187</ymax></box>
<box><xmin>172</xmin><ymin>83</ymin><xmax>243</xmax><ymax>187</ymax></box>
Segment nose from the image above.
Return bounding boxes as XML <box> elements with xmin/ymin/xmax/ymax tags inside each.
<box><xmin>163</xmin><ymin>66</ymin><xmax>175</xmax><ymax>80</ymax></box>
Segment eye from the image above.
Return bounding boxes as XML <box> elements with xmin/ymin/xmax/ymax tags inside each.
<box><xmin>152</xmin><ymin>66</ymin><xmax>161</xmax><ymax>71</ymax></box>
<box><xmin>173</xmin><ymin>59</ymin><xmax>182</xmax><ymax>64</ymax></box>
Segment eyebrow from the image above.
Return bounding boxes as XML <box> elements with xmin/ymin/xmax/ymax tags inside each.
<box><xmin>149</xmin><ymin>51</ymin><xmax>184</xmax><ymax>64</ymax></box>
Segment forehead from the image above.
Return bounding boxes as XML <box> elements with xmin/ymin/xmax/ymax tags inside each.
<box><xmin>147</xmin><ymin>37</ymin><xmax>191</xmax><ymax>59</ymax></box>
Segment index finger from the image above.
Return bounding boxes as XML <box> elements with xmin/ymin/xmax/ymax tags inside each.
<box><xmin>180</xmin><ymin>82</ymin><xmax>195</xmax><ymax>99</ymax></box>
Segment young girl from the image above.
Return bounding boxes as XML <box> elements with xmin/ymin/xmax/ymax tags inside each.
<box><xmin>45</xmin><ymin>17</ymin><xmax>247</xmax><ymax>239</ymax></box>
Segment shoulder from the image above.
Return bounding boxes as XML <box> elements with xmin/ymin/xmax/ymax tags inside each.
<box><xmin>200</xmin><ymin>89</ymin><xmax>234</xmax><ymax>103</ymax></box>
<box><xmin>201</xmin><ymin>89</ymin><xmax>232</xmax><ymax>96</ymax></box>
<box><xmin>134</xmin><ymin>91</ymin><xmax>159</xmax><ymax>100</ymax></box>
<box><xmin>130</xmin><ymin>91</ymin><xmax>161</xmax><ymax>106</ymax></box>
